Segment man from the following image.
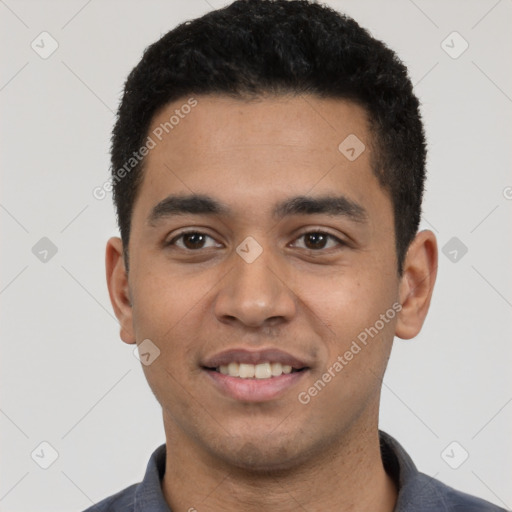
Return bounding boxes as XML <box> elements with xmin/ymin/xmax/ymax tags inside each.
<box><xmin>88</xmin><ymin>0</ymin><xmax>506</xmax><ymax>510</ymax></box>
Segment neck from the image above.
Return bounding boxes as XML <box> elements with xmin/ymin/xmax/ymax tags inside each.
<box><xmin>161</xmin><ymin>418</ymin><xmax>397</xmax><ymax>512</ymax></box>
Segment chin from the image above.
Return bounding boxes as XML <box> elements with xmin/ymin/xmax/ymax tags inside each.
<box><xmin>228</xmin><ymin>448</ymin><xmax>298</xmax><ymax>473</ymax></box>
<box><xmin>210</xmin><ymin>433</ymin><xmax>313</xmax><ymax>474</ymax></box>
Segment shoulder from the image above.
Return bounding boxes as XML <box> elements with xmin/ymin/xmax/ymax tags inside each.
<box><xmin>81</xmin><ymin>483</ymin><xmax>138</xmax><ymax>512</ymax></box>
<box><xmin>79</xmin><ymin>443</ymin><xmax>167</xmax><ymax>512</ymax></box>
<box><xmin>407</xmin><ymin>472</ymin><xmax>508</xmax><ymax>512</ymax></box>
<box><xmin>379</xmin><ymin>431</ymin><xmax>507</xmax><ymax>512</ymax></box>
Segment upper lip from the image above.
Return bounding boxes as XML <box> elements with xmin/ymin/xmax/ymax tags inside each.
<box><xmin>202</xmin><ymin>348</ymin><xmax>310</xmax><ymax>370</ymax></box>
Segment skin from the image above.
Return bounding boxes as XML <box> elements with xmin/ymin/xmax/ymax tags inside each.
<box><xmin>106</xmin><ymin>94</ymin><xmax>438</xmax><ymax>511</ymax></box>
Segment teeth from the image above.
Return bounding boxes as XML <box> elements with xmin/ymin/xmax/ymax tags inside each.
<box><xmin>227</xmin><ymin>362</ymin><xmax>239</xmax><ymax>377</ymax></box>
<box><xmin>215</xmin><ymin>362</ymin><xmax>299</xmax><ymax>379</ymax></box>
<box><xmin>271</xmin><ymin>362</ymin><xmax>283</xmax><ymax>376</ymax></box>
<box><xmin>239</xmin><ymin>363</ymin><xmax>255</xmax><ymax>378</ymax></box>
<box><xmin>255</xmin><ymin>362</ymin><xmax>272</xmax><ymax>379</ymax></box>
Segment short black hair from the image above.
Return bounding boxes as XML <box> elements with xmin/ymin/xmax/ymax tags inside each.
<box><xmin>111</xmin><ymin>0</ymin><xmax>426</xmax><ymax>274</ymax></box>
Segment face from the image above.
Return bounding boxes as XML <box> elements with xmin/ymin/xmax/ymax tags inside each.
<box><xmin>107</xmin><ymin>94</ymin><xmax>437</xmax><ymax>472</ymax></box>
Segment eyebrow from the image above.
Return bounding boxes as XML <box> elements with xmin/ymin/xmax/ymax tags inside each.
<box><xmin>148</xmin><ymin>193</ymin><xmax>368</xmax><ymax>225</ymax></box>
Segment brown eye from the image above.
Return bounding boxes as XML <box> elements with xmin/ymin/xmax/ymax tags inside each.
<box><xmin>293</xmin><ymin>231</ymin><xmax>344</xmax><ymax>251</ymax></box>
<box><xmin>167</xmin><ymin>231</ymin><xmax>220</xmax><ymax>250</ymax></box>
<box><xmin>304</xmin><ymin>232</ymin><xmax>328</xmax><ymax>250</ymax></box>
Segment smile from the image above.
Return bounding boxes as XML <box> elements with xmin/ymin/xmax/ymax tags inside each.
<box><xmin>201</xmin><ymin>348</ymin><xmax>311</xmax><ymax>402</ymax></box>
<box><xmin>215</xmin><ymin>362</ymin><xmax>299</xmax><ymax>379</ymax></box>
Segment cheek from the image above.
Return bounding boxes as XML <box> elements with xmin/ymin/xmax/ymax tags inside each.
<box><xmin>130</xmin><ymin>266</ymin><xmax>216</xmax><ymax>378</ymax></box>
<box><xmin>297</xmin><ymin>267</ymin><xmax>397</xmax><ymax>345</ymax></box>
<box><xmin>131</xmin><ymin>266</ymin><xmax>202</xmax><ymax>338</ymax></box>
<box><xmin>331</xmin><ymin>276</ymin><xmax>398</xmax><ymax>383</ymax></box>
<box><xmin>304</xmin><ymin>277</ymin><xmax>397</xmax><ymax>413</ymax></box>
<box><xmin>132</xmin><ymin>270</ymin><xmax>204</xmax><ymax>409</ymax></box>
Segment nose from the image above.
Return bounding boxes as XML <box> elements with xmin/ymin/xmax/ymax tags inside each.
<box><xmin>213</xmin><ymin>245</ymin><xmax>297</xmax><ymax>329</ymax></box>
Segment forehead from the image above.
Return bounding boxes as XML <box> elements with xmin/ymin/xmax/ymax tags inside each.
<box><xmin>148</xmin><ymin>93</ymin><xmax>371</xmax><ymax>161</ymax></box>
<box><xmin>134</xmin><ymin>94</ymin><xmax>389</xmax><ymax>224</ymax></box>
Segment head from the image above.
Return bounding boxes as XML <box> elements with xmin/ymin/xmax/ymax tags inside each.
<box><xmin>111</xmin><ymin>0</ymin><xmax>426</xmax><ymax>276</ymax></box>
<box><xmin>106</xmin><ymin>0</ymin><xmax>437</xmax><ymax>472</ymax></box>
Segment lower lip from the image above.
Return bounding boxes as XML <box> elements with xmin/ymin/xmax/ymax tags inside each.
<box><xmin>204</xmin><ymin>369</ymin><xmax>308</xmax><ymax>402</ymax></box>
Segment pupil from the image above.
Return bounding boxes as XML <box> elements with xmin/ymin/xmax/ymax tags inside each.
<box><xmin>184</xmin><ymin>233</ymin><xmax>204</xmax><ymax>249</ymax></box>
<box><xmin>306</xmin><ymin>233</ymin><xmax>326</xmax><ymax>249</ymax></box>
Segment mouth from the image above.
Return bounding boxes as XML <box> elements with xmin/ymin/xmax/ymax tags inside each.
<box><xmin>201</xmin><ymin>348</ymin><xmax>311</xmax><ymax>402</ymax></box>
<box><xmin>207</xmin><ymin>361</ymin><xmax>305</xmax><ymax>379</ymax></box>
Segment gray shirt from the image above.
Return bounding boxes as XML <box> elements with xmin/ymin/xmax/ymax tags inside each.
<box><xmin>83</xmin><ymin>431</ymin><xmax>507</xmax><ymax>511</ymax></box>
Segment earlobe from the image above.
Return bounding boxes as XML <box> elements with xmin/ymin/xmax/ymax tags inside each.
<box><xmin>395</xmin><ymin>230</ymin><xmax>438</xmax><ymax>340</ymax></box>
<box><xmin>105</xmin><ymin>237</ymin><xmax>136</xmax><ymax>344</ymax></box>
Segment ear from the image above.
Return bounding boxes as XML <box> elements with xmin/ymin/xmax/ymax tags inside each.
<box><xmin>105</xmin><ymin>237</ymin><xmax>136</xmax><ymax>344</ymax></box>
<box><xmin>395</xmin><ymin>230</ymin><xmax>438</xmax><ymax>340</ymax></box>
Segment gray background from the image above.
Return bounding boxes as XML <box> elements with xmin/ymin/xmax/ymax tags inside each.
<box><xmin>1</xmin><ymin>0</ymin><xmax>511</xmax><ymax>510</ymax></box>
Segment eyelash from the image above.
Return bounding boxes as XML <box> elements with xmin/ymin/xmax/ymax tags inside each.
<box><xmin>166</xmin><ymin>229</ymin><xmax>346</xmax><ymax>252</ymax></box>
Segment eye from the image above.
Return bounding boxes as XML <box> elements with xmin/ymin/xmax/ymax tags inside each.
<box><xmin>166</xmin><ymin>229</ymin><xmax>345</xmax><ymax>252</ymax></box>
<box><xmin>291</xmin><ymin>231</ymin><xmax>345</xmax><ymax>251</ymax></box>
<box><xmin>167</xmin><ymin>231</ymin><xmax>221</xmax><ymax>250</ymax></box>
